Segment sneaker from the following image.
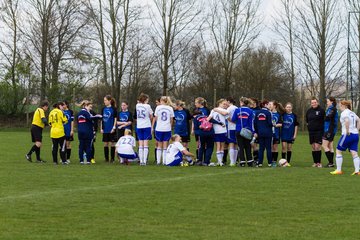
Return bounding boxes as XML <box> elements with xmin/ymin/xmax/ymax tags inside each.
<box><xmin>80</xmin><ymin>161</ymin><xmax>85</xmax><ymax>165</ymax></box>
<box><xmin>36</xmin><ymin>159</ymin><xmax>46</xmax><ymax>163</ymax></box>
<box><xmin>287</xmin><ymin>163</ymin><xmax>292</xmax><ymax>167</ymax></box>
<box><xmin>188</xmin><ymin>160</ymin><xmax>194</xmax><ymax>166</ymax></box>
<box><xmin>25</xmin><ymin>154</ymin><xmax>32</xmax><ymax>162</ymax></box>
<box><xmin>351</xmin><ymin>172</ymin><xmax>360</xmax><ymax>176</ymax></box>
<box><xmin>90</xmin><ymin>159</ymin><xmax>96</xmax><ymax>164</ymax></box>
<box><xmin>256</xmin><ymin>164</ymin><xmax>263</xmax><ymax>168</ymax></box>
<box><xmin>330</xmin><ymin>170</ymin><xmax>344</xmax><ymax>175</ymax></box>
<box><xmin>312</xmin><ymin>163</ymin><xmax>317</xmax><ymax>167</ymax></box>
<box><xmin>326</xmin><ymin>163</ymin><xmax>335</xmax><ymax>168</ymax></box>
<box><xmin>268</xmin><ymin>164</ymin><xmax>272</xmax><ymax>167</ymax></box>
<box><xmin>53</xmin><ymin>162</ymin><xmax>58</xmax><ymax>165</ymax></box>
<box><xmin>202</xmin><ymin>162</ymin><xmax>209</xmax><ymax>166</ymax></box>
<box><xmin>239</xmin><ymin>163</ymin><xmax>245</xmax><ymax>167</ymax></box>
<box><xmin>217</xmin><ymin>162</ymin><xmax>224</xmax><ymax>167</ymax></box>
<box><xmin>229</xmin><ymin>163</ymin><xmax>236</xmax><ymax>167</ymax></box>
<box><xmin>317</xmin><ymin>163</ymin><xmax>323</xmax><ymax>168</ymax></box>
<box><xmin>66</xmin><ymin>159</ymin><xmax>71</xmax><ymax>164</ymax></box>
<box><xmin>62</xmin><ymin>161</ymin><xmax>69</xmax><ymax>165</ymax></box>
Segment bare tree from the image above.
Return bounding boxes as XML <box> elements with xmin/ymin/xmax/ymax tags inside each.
<box><xmin>149</xmin><ymin>0</ymin><xmax>202</xmax><ymax>96</ymax></box>
<box><xmin>208</xmin><ymin>0</ymin><xmax>261</xmax><ymax>96</ymax></box>
<box><xmin>296</xmin><ymin>0</ymin><xmax>345</xmax><ymax>107</ymax></box>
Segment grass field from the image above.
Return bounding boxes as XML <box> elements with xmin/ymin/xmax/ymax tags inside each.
<box><xmin>0</xmin><ymin>130</ymin><xmax>359</xmax><ymax>240</ymax></box>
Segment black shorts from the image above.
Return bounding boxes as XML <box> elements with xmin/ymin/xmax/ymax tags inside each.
<box><xmin>281</xmin><ymin>139</ymin><xmax>295</xmax><ymax>144</ymax></box>
<box><xmin>180</xmin><ymin>135</ymin><xmax>190</xmax><ymax>143</ymax></box>
<box><xmin>117</xmin><ymin>128</ymin><xmax>125</xmax><ymax>140</ymax></box>
<box><xmin>31</xmin><ymin>125</ymin><xmax>43</xmax><ymax>142</ymax></box>
<box><xmin>322</xmin><ymin>132</ymin><xmax>335</xmax><ymax>142</ymax></box>
<box><xmin>65</xmin><ymin>136</ymin><xmax>74</xmax><ymax>141</ymax></box>
<box><xmin>309</xmin><ymin>131</ymin><xmax>323</xmax><ymax>145</ymax></box>
<box><xmin>272</xmin><ymin>138</ymin><xmax>280</xmax><ymax>145</ymax></box>
<box><xmin>102</xmin><ymin>132</ymin><xmax>117</xmax><ymax>142</ymax></box>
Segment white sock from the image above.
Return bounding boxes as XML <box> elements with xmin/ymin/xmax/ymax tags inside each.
<box><xmin>186</xmin><ymin>155</ymin><xmax>192</xmax><ymax>162</ymax></box>
<box><xmin>144</xmin><ymin>147</ymin><xmax>149</xmax><ymax>164</ymax></box>
<box><xmin>120</xmin><ymin>158</ymin><xmax>124</xmax><ymax>164</ymax></box>
<box><xmin>229</xmin><ymin>148</ymin><xmax>236</xmax><ymax>165</ymax></box>
<box><xmin>216</xmin><ymin>151</ymin><xmax>222</xmax><ymax>164</ymax></box>
<box><xmin>156</xmin><ymin>148</ymin><xmax>162</xmax><ymax>164</ymax></box>
<box><xmin>138</xmin><ymin>147</ymin><xmax>144</xmax><ymax>163</ymax></box>
<box><xmin>353</xmin><ymin>156</ymin><xmax>360</xmax><ymax>173</ymax></box>
<box><xmin>162</xmin><ymin>149</ymin><xmax>167</xmax><ymax>165</ymax></box>
<box><xmin>336</xmin><ymin>155</ymin><xmax>343</xmax><ymax>172</ymax></box>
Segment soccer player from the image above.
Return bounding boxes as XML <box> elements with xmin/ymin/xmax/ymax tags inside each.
<box><xmin>100</xmin><ymin>95</ymin><xmax>118</xmax><ymax>163</ymax></box>
<box><xmin>306</xmin><ymin>97</ymin><xmax>325</xmax><ymax>167</ymax></box>
<box><xmin>77</xmin><ymin>100</ymin><xmax>102</xmax><ymax>164</ymax></box>
<box><xmin>174</xmin><ymin>100</ymin><xmax>193</xmax><ymax>163</ymax></box>
<box><xmin>26</xmin><ymin>100</ymin><xmax>49</xmax><ymax>163</ymax></box>
<box><xmin>226</xmin><ymin>97</ymin><xmax>238</xmax><ymax>166</ymax></box>
<box><xmin>117</xmin><ymin>101</ymin><xmax>133</xmax><ymax>139</ymax></box>
<box><xmin>89</xmin><ymin>109</ymin><xmax>99</xmax><ymax>163</ymax></box>
<box><xmin>322</xmin><ymin>97</ymin><xmax>338</xmax><ymax>168</ymax></box>
<box><xmin>153</xmin><ymin>96</ymin><xmax>175</xmax><ymax>165</ymax></box>
<box><xmin>207</xmin><ymin>99</ymin><xmax>229</xmax><ymax>166</ymax></box>
<box><xmin>63</xmin><ymin>101</ymin><xmax>74</xmax><ymax>162</ymax></box>
<box><xmin>136</xmin><ymin>93</ymin><xmax>153</xmax><ymax>165</ymax></box>
<box><xmin>116</xmin><ymin>129</ymin><xmax>138</xmax><ymax>165</ymax></box>
<box><xmin>269</xmin><ymin>101</ymin><xmax>284</xmax><ymax>165</ymax></box>
<box><xmin>249</xmin><ymin>98</ymin><xmax>261</xmax><ymax>164</ymax></box>
<box><xmin>48</xmin><ymin>102</ymin><xmax>68</xmax><ymax>165</ymax></box>
<box><xmin>231</xmin><ymin>97</ymin><xmax>255</xmax><ymax>167</ymax></box>
<box><xmin>330</xmin><ymin>100</ymin><xmax>360</xmax><ymax>175</ymax></box>
<box><xmin>165</xmin><ymin>134</ymin><xmax>195</xmax><ymax>166</ymax></box>
<box><xmin>281</xmin><ymin>102</ymin><xmax>299</xmax><ymax>164</ymax></box>
<box><xmin>153</xmin><ymin>97</ymin><xmax>161</xmax><ymax>163</ymax></box>
<box><xmin>254</xmin><ymin>100</ymin><xmax>273</xmax><ymax>167</ymax></box>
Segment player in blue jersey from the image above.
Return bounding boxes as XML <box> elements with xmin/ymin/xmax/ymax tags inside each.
<box><xmin>249</xmin><ymin>98</ymin><xmax>261</xmax><ymax>164</ymax></box>
<box><xmin>100</xmin><ymin>95</ymin><xmax>118</xmax><ymax>163</ymax></box>
<box><xmin>63</xmin><ymin>101</ymin><xmax>74</xmax><ymax>162</ymax></box>
<box><xmin>281</xmin><ymin>102</ymin><xmax>299</xmax><ymax>164</ymax></box>
<box><xmin>269</xmin><ymin>101</ymin><xmax>284</xmax><ymax>165</ymax></box>
<box><xmin>232</xmin><ymin>97</ymin><xmax>255</xmax><ymax>167</ymax></box>
<box><xmin>322</xmin><ymin>97</ymin><xmax>338</xmax><ymax>168</ymax></box>
<box><xmin>117</xmin><ymin>101</ymin><xmax>133</xmax><ymax>139</ymax></box>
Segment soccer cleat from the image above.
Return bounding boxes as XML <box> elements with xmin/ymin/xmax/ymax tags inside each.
<box><xmin>36</xmin><ymin>159</ymin><xmax>46</xmax><ymax>163</ymax></box>
<box><xmin>229</xmin><ymin>163</ymin><xmax>236</xmax><ymax>167</ymax></box>
<box><xmin>351</xmin><ymin>172</ymin><xmax>360</xmax><ymax>176</ymax></box>
<box><xmin>62</xmin><ymin>161</ymin><xmax>69</xmax><ymax>165</ymax></box>
<box><xmin>80</xmin><ymin>161</ymin><xmax>85</xmax><ymax>165</ymax></box>
<box><xmin>90</xmin><ymin>159</ymin><xmax>96</xmax><ymax>164</ymax></box>
<box><xmin>256</xmin><ymin>164</ymin><xmax>263</xmax><ymax>168</ymax></box>
<box><xmin>217</xmin><ymin>162</ymin><xmax>224</xmax><ymax>167</ymax></box>
<box><xmin>25</xmin><ymin>154</ymin><xmax>32</xmax><ymax>162</ymax></box>
<box><xmin>330</xmin><ymin>170</ymin><xmax>344</xmax><ymax>175</ymax></box>
<box><xmin>287</xmin><ymin>163</ymin><xmax>292</xmax><ymax>167</ymax></box>
<box><xmin>268</xmin><ymin>164</ymin><xmax>272</xmax><ymax>167</ymax></box>
<box><xmin>66</xmin><ymin>159</ymin><xmax>71</xmax><ymax>164</ymax></box>
<box><xmin>312</xmin><ymin>163</ymin><xmax>317</xmax><ymax>167</ymax></box>
<box><xmin>326</xmin><ymin>163</ymin><xmax>335</xmax><ymax>168</ymax></box>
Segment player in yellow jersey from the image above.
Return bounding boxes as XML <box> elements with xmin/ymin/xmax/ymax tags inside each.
<box><xmin>26</xmin><ymin>100</ymin><xmax>49</xmax><ymax>163</ymax></box>
<box><xmin>48</xmin><ymin>102</ymin><xmax>68</xmax><ymax>164</ymax></box>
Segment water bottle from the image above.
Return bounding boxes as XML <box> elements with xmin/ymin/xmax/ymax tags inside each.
<box><xmin>250</xmin><ymin>136</ymin><xmax>256</xmax><ymax>144</ymax></box>
<box><xmin>83</xmin><ymin>152</ymin><xmax>87</xmax><ymax>162</ymax></box>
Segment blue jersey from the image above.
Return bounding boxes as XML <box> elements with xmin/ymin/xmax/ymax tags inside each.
<box><xmin>118</xmin><ymin>110</ymin><xmax>133</xmax><ymax>130</ymax></box>
<box><xmin>198</xmin><ymin>107</ymin><xmax>210</xmax><ymax>116</ymax></box>
<box><xmin>63</xmin><ymin>109</ymin><xmax>74</xmax><ymax>137</ymax></box>
<box><xmin>254</xmin><ymin>108</ymin><xmax>273</xmax><ymax>138</ymax></box>
<box><xmin>174</xmin><ymin>109</ymin><xmax>192</xmax><ymax>136</ymax></box>
<box><xmin>101</xmin><ymin>106</ymin><xmax>117</xmax><ymax>133</ymax></box>
<box><xmin>231</xmin><ymin>106</ymin><xmax>255</xmax><ymax>133</ymax></box>
<box><xmin>324</xmin><ymin>105</ymin><xmax>338</xmax><ymax>134</ymax></box>
<box><xmin>281</xmin><ymin>113</ymin><xmax>299</xmax><ymax>141</ymax></box>
<box><xmin>77</xmin><ymin>109</ymin><xmax>95</xmax><ymax>140</ymax></box>
<box><xmin>272</xmin><ymin>112</ymin><xmax>282</xmax><ymax>139</ymax></box>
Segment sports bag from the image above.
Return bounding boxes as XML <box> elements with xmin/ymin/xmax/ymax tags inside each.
<box><xmin>240</xmin><ymin>127</ymin><xmax>253</xmax><ymax>140</ymax></box>
<box><xmin>199</xmin><ymin>117</ymin><xmax>213</xmax><ymax>131</ymax></box>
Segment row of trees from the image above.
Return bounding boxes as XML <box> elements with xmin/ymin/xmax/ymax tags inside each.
<box><xmin>0</xmin><ymin>0</ymin><xmax>359</xmax><ymax>119</ymax></box>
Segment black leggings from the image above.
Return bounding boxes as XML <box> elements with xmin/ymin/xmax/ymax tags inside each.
<box><xmin>236</xmin><ymin>133</ymin><xmax>252</xmax><ymax>163</ymax></box>
<box><xmin>52</xmin><ymin>137</ymin><xmax>66</xmax><ymax>163</ymax></box>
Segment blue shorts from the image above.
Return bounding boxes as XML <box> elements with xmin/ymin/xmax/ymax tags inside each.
<box><xmin>155</xmin><ymin>131</ymin><xmax>172</xmax><ymax>142</ymax></box>
<box><xmin>166</xmin><ymin>152</ymin><xmax>183</xmax><ymax>166</ymax></box>
<box><xmin>227</xmin><ymin>130</ymin><xmax>237</xmax><ymax>143</ymax></box>
<box><xmin>118</xmin><ymin>153</ymin><xmax>138</xmax><ymax>160</ymax></box>
<box><xmin>136</xmin><ymin>128</ymin><xmax>152</xmax><ymax>141</ymax></box>
<box><xmin>214</xmin><ymin>133</ymin><xmax>227</xmax><ymax>143</ymax></box>
<box><xmin>337</xmin><ymin>134</ymin><xmax>359</xmax><ymax>152</ymax></box>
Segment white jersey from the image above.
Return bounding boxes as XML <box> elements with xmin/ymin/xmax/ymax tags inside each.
<box><xmin>340</xmin><ymin>109</ymin><xmax>359</xmax><ymax>135</ymax></box>
<box><xmin>209</xmin><ymin>109</ymin><xmax>228</xmax><ymax>134</ymax></box>
<box><xmin>165</xmin><ymin>141</ymin><xmax>185</xmax><ymax>165</ymax></box>
<box><xmin>116</xmin><ymin>135</ymin><xmax>136</xmax><ymax>155</ymax></box>
<box><xmin>136</xmin><ymin>103</ymin><xmax>153</xmax><ymax>129</ymax></box>
<box><xmin>154</xmin><ymin>105</ymin><xmax>174</xmax><ymax>132</ymax></box>
<box><xmin>227</xmin><ymin>104</ymin><xmax>237</xmax><ymax>131</ymax></box>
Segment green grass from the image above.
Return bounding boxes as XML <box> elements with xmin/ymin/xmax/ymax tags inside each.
<box><xmin>0</xmin><ymin>131</ymin><xmax>359</xmax><ymax>239</ymax></box>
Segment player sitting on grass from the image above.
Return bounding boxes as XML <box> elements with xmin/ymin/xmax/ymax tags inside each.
<box><xmin>116</xmin><ymin>129</ymin><xmax>138</xmax><ymax>165</ymax></box>
<box><xmin>164</xmin><ymin>134</ymin><xmax>194</xmax><ymax>166</ymax></box>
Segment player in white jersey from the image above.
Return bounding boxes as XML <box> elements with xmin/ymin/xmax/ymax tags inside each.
<box><xmin>226</xmin><ymin>97</ymin><xmax>238</xmax><ymax>166</ymax></box>
<box><xmin>116</xmin><ymin>129</ymin><xmax>138</xmax><ymax>164</ymax></box>
<box><xmin>135</xmin><ymin>93</ymin><xmax>153</xmax><ymax>165</ymax></box>
<box><xmin>207</xmin><ymin>99</ymin><xmax>229</xmax><ymax>166</ymax></box>
<box><xmin>152</xmin><ymin>96</ymin><xmax>175</xmax><ymax>165</ymax></box>
<box><xmin>165</xmin><ymin>134</ymin><xmax>194</xmax><ymax>166</ymax></box>
<box><xmin>331</xmin><ymin>100</ymin><xmax>360</xmax><ymax>175</ymax></box>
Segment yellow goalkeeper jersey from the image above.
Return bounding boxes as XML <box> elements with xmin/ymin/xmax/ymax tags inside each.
<box><xmin>48</xmin><ymin>108</ymin><xmax>68</xmax><ymax>138</ymax></box>
<box><xmin>32</xmin><ymin>108</ymin><xmax>46</xmax><ymax>128</ymax></box>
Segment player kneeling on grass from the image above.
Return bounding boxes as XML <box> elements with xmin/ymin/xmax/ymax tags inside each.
<box><xmin>116</xmin><ymin>129</ymin><xmax>138</xmax><ymax>165</ymax></box>
<box><xmin>331</xmin><ymin>100</ymin><xmax>360</xmax><ymax>175</ymax></box>
<box><xmin>165</xmin><ymin>134</ymin><xmax>194</xmax><ymax>166</ymax></box>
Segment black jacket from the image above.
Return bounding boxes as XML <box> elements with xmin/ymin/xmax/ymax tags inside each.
<box><xmin>306</xmin><ymin>106</ymin><xmax>325</xmax><ymax>133</ymax></box>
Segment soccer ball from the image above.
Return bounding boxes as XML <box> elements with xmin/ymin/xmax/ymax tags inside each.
<box><xmin>278</xmin><ymin>159</ymin><xmax>288</xmax><ymax>167</ymax></box>
<box><xmin>181</xmin><ymin>162</ymin><xmax>189</xmax><ymax>167</ymax></box>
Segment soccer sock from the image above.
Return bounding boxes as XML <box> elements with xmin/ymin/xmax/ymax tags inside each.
<box><xmin>144</xmin><ymin>147</ymin><xmax>149</xmax><ymax>164</ymax></box>
<box><xmin>229</xmin><ymin>148</ymin><xmax>235</xmax><ymax>165</ymax></box>
<box><xmin>196</xmin><ymin>149</ymin><xmax>199</xmax><ymax>160</ymax></box>
<box><xmin>272</xmin><ymin>152</ymin><xmax>278</xmax><ymax>162</ymax></box>
<box><xmin>154</xmin><ymin>148</ymin><xmax>157</xmax><ymax>162</ymax></box>
<box><xmin>139</xmin><ymin>147</ymin><xmax>144</xmax><ymax>163</ymax></box>
<box><xmin>66</xmin><ymin>149</ymin><xmax>71</xmax><ymax>160</ymax></box>
<box><xmin>316</xmin><ymin>151</ymin><xmax>322</xmax><ymax>164</ymax></box>
<box><xmin>27</xmin><ymin>145</ymin><xmax>37</xmax><ymax>156</ymax></box>
<box><xmin>156</xmin><ymin>148</ymin><xmax>162</xmax><ymax>164</ymax></box>
<box><xmin>35</xmin><ymin>146</ymin><xmax>41</xmax><ymax>161</ymax></box>
<box><xmin>286</xmin><ymin>151</ymin><xmax>292</xmax><ymax>163</ymax></box>
<box><xmin>325</xmin><ymin>151</ymin><xmax>334</xmax><ymax>164</ymax></box>
<box><xmin>281</xmin><ymin>152</ymin><xmax>286</xmax><ymax>159</ymax></box>
<box><xmin>104</xmin><ymin>146</ymin><xmax>109</xmax><ymax>161</ymax></box>
<box><xmin>353</xmin><ymin>156</ymin><xmax>360</xmax><ymax>173</ymax></box>
<box><xmin>111</xmin><ymin>146</ymin><xmax>116</xmax><ymax>161</ymax></box>
<box><xmin>253</xmin><ymin>150</ymin><xmax>259</xmax><ymax>161</ymax></box>
<box><xmin>162</xmin><ymin>149</ymin><xmax>167</xmax><ymax>165</ymax></box>
<box><xmin>216</xmin><ymin>151</ymin><xmax>222</xmax><ymax>164</ymax></box>
<box><xmin>336</xmin><ymin>155</ymin><xmax>343</xmax><ymax>171</ymax></box>
<box><xmin>185</xmin><ymin>148</ymin><xmax>192</xmax><ymax>162</ymax></box>
<box><xmin>312</xmin><ymin>151</ymin><xmax>316</xmax><ymax>163</ymax></box>
<box><xmin>223</xmin><ymin>149</ymin><xmax>228</xmax><ymax>164</ymax></box>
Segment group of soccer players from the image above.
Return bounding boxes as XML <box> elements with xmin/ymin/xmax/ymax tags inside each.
<box><xmin>25</xmin><ymin>93</ymin><xmax>360</xmax><ymax>174</ymax></box>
